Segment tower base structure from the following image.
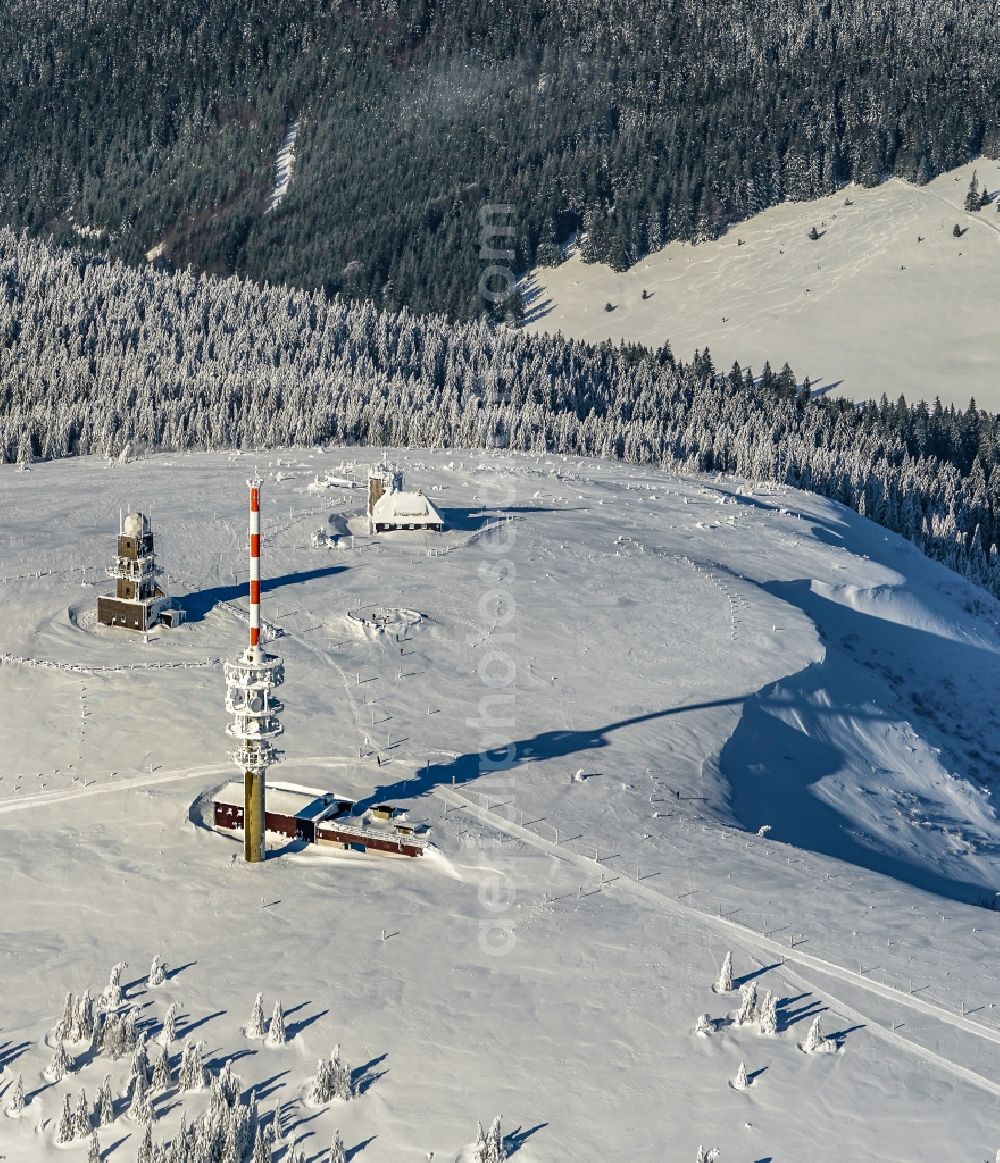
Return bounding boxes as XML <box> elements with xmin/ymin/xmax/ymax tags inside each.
<box><xmin>244</xmin><ymin>769</ymin><xmax>265</xmax><ymax>863</ymax></box>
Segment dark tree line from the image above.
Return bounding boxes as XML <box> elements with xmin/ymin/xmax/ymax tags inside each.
<box><xmin>3</xmin><ymin>228</ymin><xmax>1000</xmax><ymax>600</ymax></box>
<box><xmin>0</xmin><ymin>0</ymin><xmax>996</xmax><ymax>319</ymax></box>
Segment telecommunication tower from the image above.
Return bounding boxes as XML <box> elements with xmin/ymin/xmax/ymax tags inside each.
<box><xmin>224</xmin><ymin>478</ymin><xmax>284</xmax><ymax>863</ymax></box>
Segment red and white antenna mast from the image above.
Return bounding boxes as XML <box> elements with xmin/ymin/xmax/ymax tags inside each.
<box><xmin>249</xmin><ymin>477</ymin><xmax>262</xmax><ymax>648</ymax></box>
<box><xmin>224</xmin><ymin>477</ymin><xmax>284</xmax><ymax>863</ymax></box>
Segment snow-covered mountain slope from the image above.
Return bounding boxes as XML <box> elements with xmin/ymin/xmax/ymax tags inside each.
<box><xmin>523</xmin><ymin>159</ymin><xmax>1000</xmax><ymax>411</ymax></box>
<box><xmin>2</xmin><ymin>448</ymin><xmax>1000</xmax><ymax>1161</ymax></box>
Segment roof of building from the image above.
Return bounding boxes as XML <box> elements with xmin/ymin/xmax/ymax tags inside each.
<box><xmin>370</xmin><ymin>490</ymin><xmax>443</xmax><ymax>526</ymax></box>
<box><xmin>212</xmin><ymin>780</ymin><xmax>350</xmax><ymax>821</ymax></box>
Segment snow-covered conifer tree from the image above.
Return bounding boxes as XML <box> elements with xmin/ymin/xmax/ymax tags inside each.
<box><xmin>244</xmin><ymin>994</ymin><xmax>266</xmax><ymax>1040</ymax></box>
<box><xmin>329</xmin><ymin>1129</ymin><xmax>346</xmax><ymax>1163</ymax></box>
<box><xmin>474</xmin><ymin>1121</ymin><xmax>488</xmax><ymax>1163</ymax></box>
<box><xmin>714</xmin><ymin>951</ymin><xmax>734</xmax><ymax>994</ymax></box>
<box><xmin>487</xmin><ymin>1115</ymin><xmax>507</xmax><ymax>1162</ymax></box>
<box><xmin>147</xmin><ymin>956</ymin><xmax>166</xmax><ymax>989</ymax></box>
<box><xmin>178</xmin><ymin>1041</ymin><xmax>208</xmax><ymax>1092</ymax></box>
<box><xmin>74</xmin><ymin>1087</ymin><xmax>91</xmax><ymax>1139</ymax></box>
<box><xmin>694</xmin><ymin>1012</ymin><xmax>715</xmax><ymax>1036</ymax></box>
<box><xmin>136</xmin><ymin>1122</ymin><xmax>153</xmax><ymax>1163</ymax></box>
<box><xmin>87</xmin><ymin>1130</ymin><xmax>101</xmax><ymax>1163</ymax></box>
<box><xmin>128</xmin><ymin>1068</ymin><xmax>152</xmax><ymax>1123</ymax></box>
<box><xmin>122</xmin><ymin>1007</ymin><xmax>139</xmax><ymax>1051</ymax></box>
<box><xmin>98</xmin><ymin>1013</ymin><xmax>123</xmax><ymax>1059</ymax></box>
<box><xmin>100</xmin><ymin>962</ymin><xmax>127</xmax><ymax>1011</ymax></box>
<box><xmin>696</xmin><ymin>1148</ymin><xmax>720</xmax><ymax>1163</ymax></box>
<box><xmin>731</xmin><ymin>1061</ymin><xmax>749</xmax><ymax>1091</ymax></box>
<box><xmin>735</xmin><ymin>980</ymin><xmax>757</xmax><ymax>1026</ymax></box>
<box><xmin>251</xmin><ymin>1124</ymin><xmax>272</xmax><ymax>1163</ymax></box>
<box><xmin>74</xmin><ymin>990</ymin><xmax>95</xmax><ymax>1043</ymax></box>
<box><xmin>307</xmin><ymin>1058</ymin><xmax>333</xmax><ymax>1105</ymax></box>
<box><xmin>159</xmin><ymin>1001</ymin><xmax>177</xmax><ymax>1049</ymax></box>
<box><xmin>45</xmin><ymin>1036</ymin><xmax>69</xmax><ymax>1082</ymax></box>
<box><xmin>55</xmin><ymin>1092</ymin><xmax>75</xmax><ymax>1144</ymax></box>
<box><xmin>97</xmin><ymin>1075</ymin><xmax>114</xmax><ymax>1125</ymax></box>
<box><xmin>4</xmin><ymin>1072</ymin><xmax>23</xmax><ymax>1117</ymax></box>
<box><xmin>130</xmin><ymin>1035</ymin><xmax>150</xmax><ymax>1087</ymax></box>
<box><xmin>266</xmin><ymin>1000</ymin><xmax>286</xmax><ymax>1047</ymax></box>
<box><xmin>757</xmin><ymin>990</ymin><xmax>778</xmax><ymax>1037</ymax></box>
<box><xmin>151</xmin><ymin>1041</ymin><xmax>172</xmax><ymax>1092</ymax></box>
<box><xmin>59</xmin><ymin>992</ymin><xmax>75</xmax><ymax>1038</ymax></box>
<box><xmin>802</xmin><ymin>1015</ymin><xmax>833</xmax><ymax>1053</ymax></box>
<box><xmin>332</xmin><ymin>1050</ymin><xmax>356</xmax><ymax>1101</ymax></box>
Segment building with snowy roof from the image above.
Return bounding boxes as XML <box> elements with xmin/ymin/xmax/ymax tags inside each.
<box><xmin>211</xmin><ymin>781</ymin><xmax>429</xmax><ymax>857</ymax></box>
<box><xmin>369</xmin><ymin>488</ymin><xmax>444</xmax><ymax>534</ymax></box>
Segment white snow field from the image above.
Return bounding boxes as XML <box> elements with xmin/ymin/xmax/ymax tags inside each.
<box><xmin>523</xmin><ymin>159</ymin><xmax>1000</xmax><ymax>411</ymax></box>
<box><xmin>3</xmin><ymin>447</ymin><xmax>1000</xmax><ymax>1161</ymax></box>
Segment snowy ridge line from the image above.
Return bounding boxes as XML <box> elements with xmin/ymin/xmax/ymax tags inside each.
<box><xmin>436</xmin><ymin>788</ymin><xmax>1000</xmax><ymax>1069</ymax></box>
<box><xmin>0</xmin><ymin>651</ymin><xmax>221</xmax><ymax>673</ymax></box>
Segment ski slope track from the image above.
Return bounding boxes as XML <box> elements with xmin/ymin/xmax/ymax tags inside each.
<box><xmin>2</xmin><ymin>448</ymin><xmax>1000</xmax><ymax>1160</ymax></box>
<box><xmin>524</xmin><ymin>159</ymin><xmax>1000</xmax><ymax>410</ymax></box>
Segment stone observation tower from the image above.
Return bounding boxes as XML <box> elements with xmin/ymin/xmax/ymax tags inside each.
<box><xmin>224</xmin><ymin>478</ymin><xmax>284</xmax><ymax>863</ymax></box>
<box><xmin>97</xmin><ymin>511</ymin><xmax>182</xmax><ymax>631</ymax></box>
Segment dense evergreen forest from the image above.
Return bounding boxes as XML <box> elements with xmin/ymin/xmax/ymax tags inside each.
<box><xmin>3</xmin><ymin>229</ymin><xmax>1000</xmax><ymax>600</ymax></box>
<box><xmin>1</xmin><ymin>0</ymin><xmax>997</xmax><ymax>319</ymax></box>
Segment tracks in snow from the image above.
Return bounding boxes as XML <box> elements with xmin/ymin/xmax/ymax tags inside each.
<box><xmin>436</xmin><ymin>785</ymin><xmax>1000</xmax><ymax>1098</ymax></box>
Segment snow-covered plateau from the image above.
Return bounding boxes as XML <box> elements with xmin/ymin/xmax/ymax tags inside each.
<box><xmin>2</xmin><ymin>446</ymin><xmax>1000</xmax><ymax>1161</ymax></box>
<box><xmin>523</xmin><ymin>159</ymin><xmax>1000</xmax><ymax>411</ymax></box>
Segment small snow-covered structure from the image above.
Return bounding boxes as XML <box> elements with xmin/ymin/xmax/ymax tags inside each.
<box><xmin>97</xmin><ymin>511</ymin><xmax>184</xmax><ymax>631</ymax></box>
<box><xmin>369</xmin><ymin>489</ymin><xmax>444</xmax><ymax>534</ymax></box>
<box><xmin>367</xmin><ymin>462</ymin><xmax>444</xmax><ymax>533</ymax></box>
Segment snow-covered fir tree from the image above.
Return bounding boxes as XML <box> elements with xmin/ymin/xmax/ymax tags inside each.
<box><xmin>735</xmin><ymin>980</ymin><xmax>758</xmax><ymax>1026</ymax></box>
<box><xmin>159</xmin><ymin>1001</ymin><xmax>178</xmax><ymax>1049</ymax></box>
<box><xmin>74</xmin><ymin>990</ymin><xmax>95</xmax><ymax>1044</ymax></box>
<box><xmin>4</xmin><ymin>1072</ymin><xmax>23</xmax><ymax>1117</ymax></box>
<box><xmin>714</xmin><ymin>951</ymin><xmax>734</xmax><ymax>994</ymax></box>
<box><xmin>87</xmin><ymin>1130</ymin><xmax>102</xmax><ymax>1163</ymax></box>
<box><xmin>97</xmin><ymin>1075</ymin><xmax>115</xmax><ymax>1126</ymax></box>
<box><xmin>694</xmin><ymin>1013</ymin><xmax>715</xmax><ymax>1036</ymax></box>
<box><xmin>474</xmin><ymin>1121</ymin><xmax>488</xmax><ymax>1163</ymax></box>
<box><xmin>696</xmin><ymin>1148</ymin><xmax>720</xmax><ymax>1163</ymax></box>
<box><xmin>244</xmin><ymin>994</ymin><xmax>266</xmax><ymax>1040</ymax></box>
<box><xmin>136</xmin><ymin>1121</ymin><xmax>153</xmax><ymax>1163</ymax></box>
<box><xmin>130</xmin><ymin>1035</ymin><xmax>150</xmax><ymax>1088</ymax></box>
<box><xmin>329</xmin><ymin>1130</ymin><xmax>347</xmax><ymax>1163</ymax></box>
<box><xmin>59</xmin><ymin>992</ymin><xmax>75</xmax><ymax>1038</ymax></box>
<box><xmin>151</xmin><ymin>1042</ymin><xmax>172</xmax><ymax>1092</ymax></box>
<box><xmin>122</xmin><ymin>1007</ymin><xmax>139</xmax><ymax>1052</ymax></box>
<box><xmin>74</xmin><ymin>1087</ymin><xmax>92</xmax><ymax>1139</ymax></box>
<box><xmin>758</xmin><ymin>991</ymin><xmax>779</xmax><ymax>1037</ymax></box>
<box><xmin>251</xmin><ymin>1124</ymin><xmax>272</xmax><ymax>1163</ymax></box>
<box><xmin>127</xmin><ymin>1068</ymin><xmax>152</xmax><ymax>1124</ymax></box>
<box><xmin>55</xmin><ymin>1092</ymin><xmax>75</xmax><ymax>1144</ymax></box>
<box><xmin>266</xmin><ymin>1000</ymin><xmax>287</xmax><ymax>1047</ymax></box>
<box><xmin>99</xmin><ymin>1013</ymin><xmax>125</xmax><ymax>1059</ymax></box>
<box><xmin>802</xmin><ymin>1015</ymin><xmax>834</xmax><ymax>1053</ymax></box>
<box><xmin>146</xmin><ymin>956</ymin><xmax>166</xmax><ymax>989</ymax></box>
<box><xmin>732</xmin><ymin>1061</ymin><xmax>749</xmax><ymax>1091</ymax></box>
<box><xmin>178</xmin><ymin>1040</ymin><xmax>208</xmax><ymax>1092</ymax></box>
<box><xmin>99</xmin><ymin>962</ymin><xmax>127</xmax><ymax>1011</ymax></box>
<box><xmin>45</xmin><ymin>1035</ymin><xmax>69</xmax><ymax>1082</ymax></box>
<box><xmin>486</xmin><ymin>1115</ymin><xmax>507</xmax><ymax>1163</ymax></box>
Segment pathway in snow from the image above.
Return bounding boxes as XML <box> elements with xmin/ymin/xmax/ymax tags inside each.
<box><xmin>437</xmin><ymin>785</ymin><xmax>1000</xmax><ymax>1098</ymax></box>
<box><xmin>267</xmin><ymin>120</ymin><xmax>300</xmax><ymax>213</ymax></box>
